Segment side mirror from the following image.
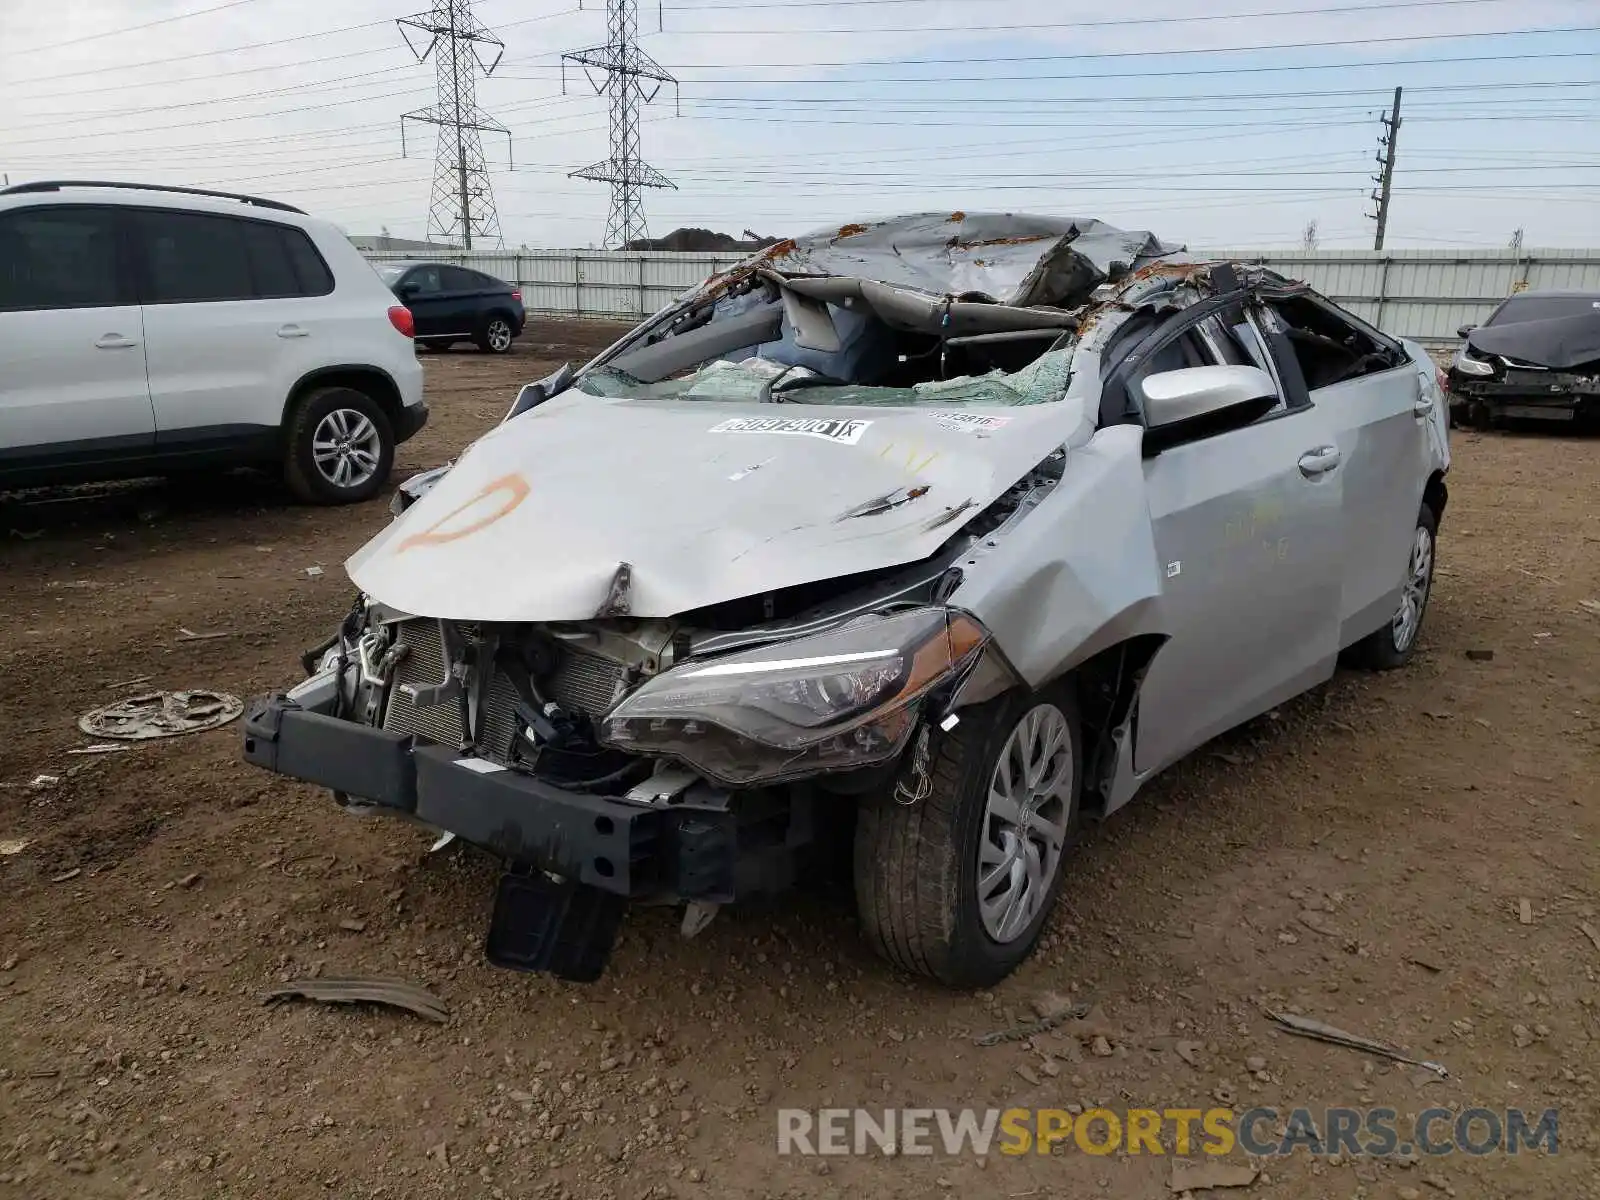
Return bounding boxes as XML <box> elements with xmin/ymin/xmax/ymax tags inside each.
<box><xmin>504</xmin><ymin>362</ymin><xmax>575</xmax><ymax>422</ymax></box>
<box><xmin>1140</xmin><ymin>364</ymin><xmax>1278</xmax><ymax>452</ymax></box>
<box><xmin>398</xmin><ymin>281</ymin><xmax>421</xmax><ymax>298</ymax></box>
<box><xmin>1456</xmin><ymin>324</ymin><xmax>1477</xmax><ymax>338</ymax></box>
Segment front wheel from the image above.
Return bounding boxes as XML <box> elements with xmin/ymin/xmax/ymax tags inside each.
<box><xmin>283</xmin><ymin>386</ymin><xmax>395</xmax><ymax>505</ymax></box>
<box><xmin>1347</xmin><ymin>504</ymin><xmax>1437</xmax><ymax>670</ymax></box>
<box><xmin>854</xmin><ymin>684</ymin><xmax>1081</xmax><ymax>988</ymax></box>
<box><xmin>477</xmin><ymin>315</ymin><xmax>515</xmax><ymax>354</ymax></box>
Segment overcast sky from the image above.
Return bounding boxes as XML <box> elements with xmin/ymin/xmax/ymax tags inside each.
<box><xmin>2</xmin><ymin>0</ymin><xmax>1597</xmax><ymax>249</ymax></box>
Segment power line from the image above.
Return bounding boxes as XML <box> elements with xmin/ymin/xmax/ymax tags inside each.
<box><xmin>0</xmin><ymin>0</ymin><xmax>267</xmax><ymax>58</ymax></box>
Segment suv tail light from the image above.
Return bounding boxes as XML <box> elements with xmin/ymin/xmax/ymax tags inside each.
<box><xmin>387</xmin><ymin>305</ymin><xmax>415</xmax><ymax>338</ymax></box>
<box><xmin>511</xmin><ymin>289</ymin><xmax>522</xmax><ymax>303</ymax></box>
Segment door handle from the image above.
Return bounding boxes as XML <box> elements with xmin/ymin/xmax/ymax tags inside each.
<box><xmin>1413</xmin><ymin>397</ymin><xmax>1436</xmax><ymax>418</ymax></box>
<box><xmin>277</xmin><ymin>324</ymin><xmax>310</xmax><ymax>339</ymax></box>
<box><xmin>95</xmin><ymin>334</ymin><xmax>137</xmax><ymax>349</ymax></box>
<box><xmin>1298</xmin><ymin>446</ymin><xmax>1341</xmax><ymax>477</ymax></box>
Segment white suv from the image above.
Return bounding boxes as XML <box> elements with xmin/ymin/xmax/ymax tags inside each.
<box><xmin>0</xmin><ymin>181</ymin><xmax>427</xmax><ymax>504</ymax></box>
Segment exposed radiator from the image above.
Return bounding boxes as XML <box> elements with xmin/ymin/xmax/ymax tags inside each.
<box><xmin>380</xmin><ymin>620</ymin><xmax>630</xmax><ymax>762</ymax></box>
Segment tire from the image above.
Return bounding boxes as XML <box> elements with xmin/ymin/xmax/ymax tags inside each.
<box><xmin>1346</xmin><ymin>504</ymin><xmax>1438</xmax><ymax>670</ymax></box>
<box><xmin>282</xmin><ymin>386</ymin><xmax>395</xmax><ymax>505</ymax></box>
<box><xmin>854</xmin><ymin>684</ymin><xmax>1081</xmax><ymax>988</ymax></box>
<box><xmin>477</xmin><ymin>314</ymin><xmax>515</xmax><ymax>354</ymax></box>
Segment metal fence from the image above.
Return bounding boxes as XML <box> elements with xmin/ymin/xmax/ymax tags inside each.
<box><xmin>363</xmin><ymin>247</ymin><xmax>1600</xmax><ymax>346</ymax></box>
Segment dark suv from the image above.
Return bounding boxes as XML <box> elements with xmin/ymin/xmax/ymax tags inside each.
<box><xmin>379</xmin><ymin>261</ymin><xmax>526</xmax><ymax>355</ymax></box>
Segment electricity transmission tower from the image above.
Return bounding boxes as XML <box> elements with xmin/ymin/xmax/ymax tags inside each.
<box><xmin>1367</xmin><ymin>86</ymin><xmax>1403</xmax><ymax>252</ymax></box>
<box><xmin>562</xmin><ymin>0</ymin><xmax>679</xmax><ymax>248</ymax></box>
<box><xmin>398</xmin><ymin>0</ymin><xmax>511</xmax><ymax>249</ymax></box>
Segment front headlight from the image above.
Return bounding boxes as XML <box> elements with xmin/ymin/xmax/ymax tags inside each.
<box><xmin>1453</xmin><ymin>350</ymin><xmax>1494</xmax><ymax>377</ymax></box>
<box><xmin>600</xmin><ymin>608</ymin><xmax>988</xmax><ymax>786</ymax></box>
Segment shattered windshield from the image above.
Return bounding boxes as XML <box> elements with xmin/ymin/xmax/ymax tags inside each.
<box><xmin>579</xmin><ymin>346</ymin><xmax>1076</xmax><ymax>409</ymax></box>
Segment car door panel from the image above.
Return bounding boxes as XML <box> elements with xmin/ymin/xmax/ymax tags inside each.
<box><xmin>0</xmin><ymin>205</ymin><xmax>155</xmax><ymax>465</ymax></box>
<box><xmin>1314</xmin><ymin>367</ymin><xmax>1431</xmax><ymax>644</ymax></box>
<box><xmin>404</xmin><ymin>266</ymin><xmax>458</xmax><ymax>338</ymax></box>
<box><xmin>1262</xmin><ymin>298</ymin><xmax>1434</xmax><ymax>649</ymax></box>
<box><xmin>1135</xmin><ymin>403</ymin><xmax>1344</xmax><ymax>773</ymax></box>
<box><xmin>132</xmin><ymin>209</ymin><xmax>302</xmax><ymax>440</ymax></box>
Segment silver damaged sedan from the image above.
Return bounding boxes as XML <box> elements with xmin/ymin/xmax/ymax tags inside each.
<box><xmin>244</xmin><ymin>213</ymin><xmax>1451</xmax><ymax>986</ymax></box>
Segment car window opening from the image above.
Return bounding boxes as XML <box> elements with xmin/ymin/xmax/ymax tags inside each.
<box><xmin>583</xmin><ymin>274</ymin><xmax>1080</xmax><ymax>409</ymax></box>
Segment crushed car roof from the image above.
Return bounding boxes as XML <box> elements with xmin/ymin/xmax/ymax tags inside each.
<box><xmin>715</xmin><ymin>212</ymin><xmax>1186</xmax><ymax>308</ymax></box>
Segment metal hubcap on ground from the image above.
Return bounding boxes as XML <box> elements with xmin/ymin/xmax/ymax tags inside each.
<box><xmin>977</xmin><ymin>703</ymin><xmax>1073</xmax><ymax>944</ymax></box>
<box><xmin>311</xmin><ymin>408</ymin><xmax>381</xmax><ymax>490</ymax></box>
<box><xmin>1392</xmin><ymin>523</ymin><xmax>1434</xmax><ymax>651</ymax></box>
<box><xmin>487</xmin><ymin>320</ymin><xmax>512</xmax><ymax>352</ymax></box>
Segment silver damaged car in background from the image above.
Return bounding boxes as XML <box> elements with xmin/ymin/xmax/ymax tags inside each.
<box><xmin>243</xmin><ymin>213</ymin><xmax>1451</xmax><ymax>987</ymax></box>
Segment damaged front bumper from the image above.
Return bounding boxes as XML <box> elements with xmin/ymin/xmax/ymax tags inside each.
<box><xmin>242</xmin><ymin>691</ymin><xmax>804</xmax><ymax>979</ymax></box>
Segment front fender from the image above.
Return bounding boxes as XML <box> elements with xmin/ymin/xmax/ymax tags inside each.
<box><xmin>948</xmin><ymin>423</ymin><xmax>1168</xmax><ymax>689</ymax></box>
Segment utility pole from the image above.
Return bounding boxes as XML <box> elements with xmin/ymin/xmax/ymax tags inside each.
<box><xmin>563</xmin><ymin>0</ymin><xmax>679</xmax><ymax>249</ymax></box>
<box><xmin>1368</xmin><ymin>86</ymin><xmax>1403</xmax><ymax>252</ymax></box>
<box><xmin>398</xmin><ymin>0</ymin><xmax>511</xmax><ymax>250</ymax></box>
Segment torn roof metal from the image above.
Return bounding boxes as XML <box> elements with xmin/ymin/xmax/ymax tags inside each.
<box><xmin>728</xmin><ymin>212</ymin><xmax>1186</xmax><ymax>309</ymax></box>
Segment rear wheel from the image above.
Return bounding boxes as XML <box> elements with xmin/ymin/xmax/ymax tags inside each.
<box><xmin>477</xmin><ymin>314</ymin><xmax>515</xmax><ymax>354</ymax></box>
<box><xmin>283</xmin><ymin>386</ymin><xmax>394</xmax><ymax>505</ymax></box>
<box><xmin>1347</xmin><ymin>504</ymin><xmax>1437</xmax><ymax>670</ymax></box>
<box><xmin>854</xmin><ymin>684</ymin><xmax>1080</xmax><ymax>987</ymax></box>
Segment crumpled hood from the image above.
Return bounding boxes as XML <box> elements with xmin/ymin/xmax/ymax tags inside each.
<box><xmin>1467</xmin><ymin>310</ymin><xmax>1600</xmax><ymax>372</ymax></box>
<box><xmin>347</xmin><ymin>391</ymin><xmax>1089</xmax><ymax>622</ymax></box>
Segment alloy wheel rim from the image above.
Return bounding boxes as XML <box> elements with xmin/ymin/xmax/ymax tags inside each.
<box><xmin>488</xmin><ymin>320</ymin><xmax>512</xmax><ymax>351</ymax></box>
<box><xmin>977</xmin><ymin>703</ymin><xmax>1073</xmax><ymax>944</ymax></box>
<box><xmin>1392</xmin><ymin>524</ymin><xmax>1434</xmax><ymax>651</ymax></box>
<box><xmin>311</xmin><ymin>408</ymin><xmax>381</xmax><ymax>489</ymax></box>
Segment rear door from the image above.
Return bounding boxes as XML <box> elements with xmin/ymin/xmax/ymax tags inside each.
<box><xmin>1129</xmin><ymin>308</ymin><xmax>1346</xmax><ymax>774</ymax></box>
<box><xmin>0</xmin><ymin>204</ymin><xmax>155</xmax><ymax>468</ymax></box>
<box><xmin>1263</xmin><ymin>294</ymin><xmax>1431</xmax><ymax>649</ymax></box>
<box><xmin>440</xmin><ymin>265</ymin><xmax>489</xmax><ymax>335</ymax></box>
<box><xmin>133</xmin><ymin>209</ymin><xmax>334</xmax><ymax>446</ymax></box>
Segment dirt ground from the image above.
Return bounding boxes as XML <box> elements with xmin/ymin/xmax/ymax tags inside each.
<box><xmin>1</xmin><ymin>320</ymin><xmax>1596</xmax><ymax>1200</ymax></box>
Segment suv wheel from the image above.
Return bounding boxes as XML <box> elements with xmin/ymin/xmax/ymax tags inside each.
<box><xmin>478</xmin><ymin>315</ymin><xmax>515</xmax><ymax>354</ymax></box>
<box><xmin>283</xmin><ymin>386</ymin><xmax>395</xmax><ymax>505</ymax></box>
<box><xmin>854</xmin><ymin>684</ymin><xmax>1081</xmax><ymax>987</ymax></box>
<box><xmin>1346</xmin><ymin>504</ymin><xmax>1437</xmax><ymax>670</ymax></box>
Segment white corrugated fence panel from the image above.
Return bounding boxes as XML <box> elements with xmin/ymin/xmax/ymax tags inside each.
<box><xmin>362</xmin><ymin>247</ymin><xmax>1600</xmax><ymax>345</ymax></box>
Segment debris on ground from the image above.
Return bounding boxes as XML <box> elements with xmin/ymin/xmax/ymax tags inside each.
<box><xmin>1406</xmin><ymin>953</ymin><xmax>1446</xmax><ymax>973</ymax></box>
<box><xmin>304</xmin><ymin>566</ymin><xmax>325</xmax><ymax>578</ymax></box>
<box><xmin>65</xmin><ymin>743</ymin><xmax>132</xmax><ymax>756</ymax></box>
<box><xmin>175</xmin><ymin>628</ymin><xmax>232</xmax><ymax>643</ymax></box>
<box><xmin>175</xmin><ymin>872</ymin><xmax>202</xmax><ymax>889</ymax></box>
<box><xmin>1169</xmin><ymin>1159</ymin><xmax>1259</xmax><ymax>1191</ymax></box>
<box><xmin>261</xmin><ymin>977</ymin><xmax>449</xmax><ymax>1024</ymax></box>
<box><xmin>29</xmin><ymin>775</ymin><xmax>60</xmax><ymax>789</ymax></box>
<box><xmin>976</xmin><ymin>998</ymin><xmax>1093</xmax><ymax>1046</ymax></box>
<box><xmin>338</xmin><ymin>918</ymin><xmax>367</xmax><ymax>933</ymax></box>
<box><xmin>1465</xmin><ymin>649</ymin><xmax>1495</xmax><ymax>662</ymax></box>
<box><xmin>1266</xmin><ymin>1010</ymin><xmax>1448</xmax><ymax>1078</ymax></box>
<box><xmin>0</xmin><ymin>838</ymin><xmax>28</xmax><ymax>856</ymax></box>
<box><xmin>78</xmin><ymin>690</ymin><xmax>243</xmax><ymax>741</ymax></box>
<box><xmin>1579</xmin><ymin>599</ymin><xmax>1600</xmax><ymax>616</ymax></box>
<box><xmin>1579</xmin><ymin>922</ymin><xmax>1600</xmax><ymax>954</ymax></box>
<box><xmin>1518</xmin><ymin>898</ymin><xmax>1534</xmax><ymax>925</ymax></box>
<box><xmin>50</xmin><ymin>868</ymin><xmax>81</xmax><ymax>883</ymax></box>
<box><xmin>106</xmin><ymin>675</ymin><xmax>153</xmax><ymax>690</ymax></box>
